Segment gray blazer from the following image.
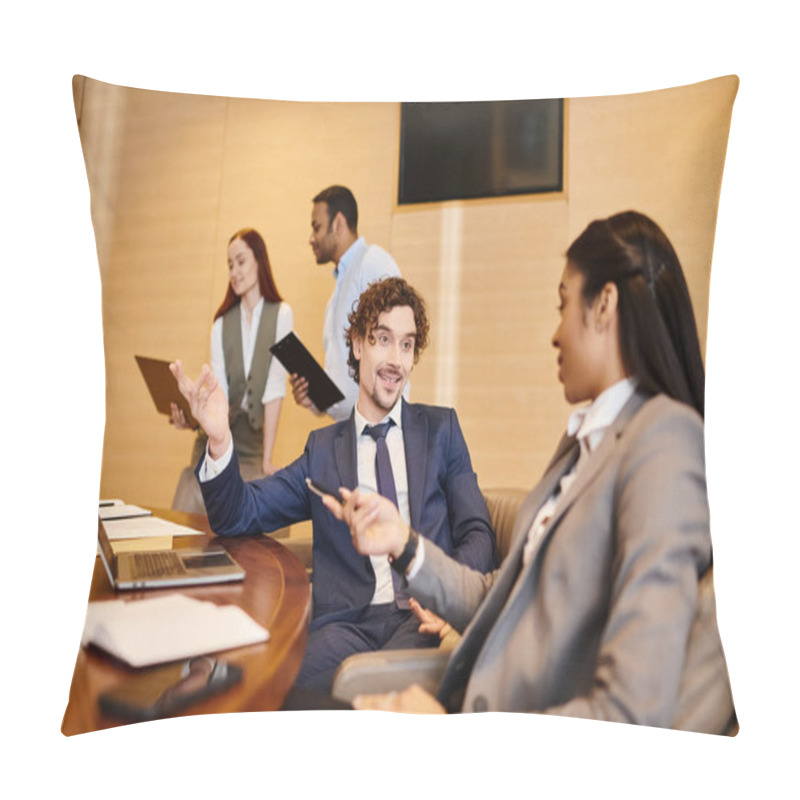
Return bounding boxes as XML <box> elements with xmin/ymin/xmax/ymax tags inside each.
<box><xmin>409</xmin><ymin>392</ymin><xmax>736</xmax><ymax>733</ymax></box>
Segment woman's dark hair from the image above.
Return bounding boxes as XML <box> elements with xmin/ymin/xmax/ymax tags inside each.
<box><xmin>345</xmin><ymin>277</ymin><xmax>430</xmax><ymax>384</ymax></box>
<box><xmin>214</xmin><ymin>228</ymin><xmax>283</xmax><ymax>321</ymax></box>
<box><xmin>566</xmin><ymin>211</ymin><xmax>705</xmax><ymax>417</ymax></box>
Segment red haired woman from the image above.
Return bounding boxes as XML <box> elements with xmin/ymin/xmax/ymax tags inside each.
<box><xmin>171</xmin><ymin>228</ymin><xmax>292</xmax><ymax>514</ymax></box>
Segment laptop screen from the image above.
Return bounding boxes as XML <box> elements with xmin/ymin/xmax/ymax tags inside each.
<box><xmin>97</xmin><ymin>519</ymin><xmax>118</xmax><ymax>581</ymax></box>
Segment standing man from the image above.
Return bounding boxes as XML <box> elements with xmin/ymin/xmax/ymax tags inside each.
<box><xmin>291</xmin><ymin>185</ymin><xmax>403</xmax><ymax>421</ymax></box>
<box><xmin>171</xmin><ymin>277</ymin><xmax>495</xmax><ymax>695</ymax></box>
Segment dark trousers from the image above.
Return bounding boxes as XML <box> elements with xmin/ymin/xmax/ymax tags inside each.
<box><xmin>290</xmin><ymin>602</ymin><xmax>439</xmax><ymax>697</ymax></box>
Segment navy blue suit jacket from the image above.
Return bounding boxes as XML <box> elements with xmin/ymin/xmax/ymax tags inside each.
<box><xmin>198</xmin><ymin>400</ymin><xmax>496</xmax><ymax>629</ymax></box>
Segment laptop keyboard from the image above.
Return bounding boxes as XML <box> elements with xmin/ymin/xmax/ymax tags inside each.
<box><xmin>133</xmin><ymin>551</ymin><xmax>184</xmax><ymax>577</ymax></box>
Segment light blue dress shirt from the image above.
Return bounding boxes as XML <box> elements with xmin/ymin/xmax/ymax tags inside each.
<box><xmin>322</xmin><ymin>237</ymin><xmax>403</xmax><ymax>421</ymax></box>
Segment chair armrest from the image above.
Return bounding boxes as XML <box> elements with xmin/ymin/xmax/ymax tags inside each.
<box><xmin>481</xmin><ymin>487</ymin><xmax>528</xmax><ymax>565</ymax></box>
<box><xmin>332</xmin><ymin>648</ymin><xmax>451</xmax><ymax>703</ymax></box>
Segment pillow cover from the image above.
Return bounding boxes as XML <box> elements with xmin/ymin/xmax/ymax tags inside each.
<box><xmin>63</xmin><ymin>75</ymin><xmax>738</xmax><ymax>735</ymax></box>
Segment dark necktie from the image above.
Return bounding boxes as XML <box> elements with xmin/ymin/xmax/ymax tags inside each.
<box><xmin>364</xmin><ymin>421</ymin><xmax>409</xmax><ymax>609</ymax></box>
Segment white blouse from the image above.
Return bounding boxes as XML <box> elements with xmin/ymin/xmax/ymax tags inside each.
<box><xmin>209</xmin><ymin>299</ymin><xmax>293</xmax><ymax>409</ymax></box>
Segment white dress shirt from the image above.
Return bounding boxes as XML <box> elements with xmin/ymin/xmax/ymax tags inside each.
<box><xmin>353</xmin><ymin>399</ymin><xmax>410</xmax><ymax>604</ymax></box>
<box><xmin>521</xmin><ymin>377</ymin><xmax>638</xmax><ymax>565</ymax></box>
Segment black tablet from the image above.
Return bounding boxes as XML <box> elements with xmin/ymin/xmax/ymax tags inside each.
<box><xmin>270</xmin><ymin>332</ymin><xmax>345</xmax><ymax>412</ymax></box>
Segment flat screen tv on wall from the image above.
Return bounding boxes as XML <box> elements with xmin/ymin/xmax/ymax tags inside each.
<box><xmin>398</xmin><ymin>99</ymin><xmax>564</xmax><ymax>205</ymax></box>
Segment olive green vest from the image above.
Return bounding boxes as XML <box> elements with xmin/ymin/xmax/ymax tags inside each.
<box><xmin>222</xmin><ymin>301</ymin><xmax>280</xmax><ymax>432</ymax></box>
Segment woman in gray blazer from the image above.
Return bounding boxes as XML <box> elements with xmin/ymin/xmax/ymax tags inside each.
<box><xmin>324</xmin><ymin>211</ymin><xmax>736</xmax><ymax>733</ymax></box>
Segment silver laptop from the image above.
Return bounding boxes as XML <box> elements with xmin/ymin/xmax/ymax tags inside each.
<box><xmin>97</xmin><ymin>518</ymin><xmax>245</xmax><ymax>590</ymax></box>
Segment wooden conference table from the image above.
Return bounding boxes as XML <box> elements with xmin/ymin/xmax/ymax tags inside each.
<box><xmin>61</xmin><ymin>509</ymin><xmax>311</xmax><ymax>736</ymax></box>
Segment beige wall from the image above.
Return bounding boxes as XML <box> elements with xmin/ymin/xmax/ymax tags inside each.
<box><xmin>74</xmin><ymin>75</ymin><xmax>737</xmax><ymax>519</ymax></box>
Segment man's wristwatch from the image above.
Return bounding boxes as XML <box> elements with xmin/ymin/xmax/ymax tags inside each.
<box><xmin>389</xmin><ymin>527</ymin><xmax>419</xmax><ymax>575</ymax></box>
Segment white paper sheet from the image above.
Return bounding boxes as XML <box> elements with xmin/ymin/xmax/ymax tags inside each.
<box><xmin>82</xmin><ymin>594</ymin><xmax>269</xmax><ymax>667</ymax></box>
<box><xmin>102</xmin><ymin>515</ymin><xmax>201</xmax><ymax>539</ymax></box>
<box><xmin>98</xmin><ymin>503</ymin><xmax>152</xmax><ymax>520</ymax></box>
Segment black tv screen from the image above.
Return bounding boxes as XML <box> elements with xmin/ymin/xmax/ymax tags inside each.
<box><xmin>398</xmin><ymin>99</ymin><xmax>563</xmax><ymax>205</ymax></box>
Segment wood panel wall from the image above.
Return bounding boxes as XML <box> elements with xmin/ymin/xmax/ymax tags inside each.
<box><xmin>74</xmin><ymin>75</ymin><xmax>738</xmax><ymax>523</ymax></box>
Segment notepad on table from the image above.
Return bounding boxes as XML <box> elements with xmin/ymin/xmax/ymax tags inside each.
<box><xmin>99</xmin><ymin>503</ymin><xmax>152</xmax><ymax>521</ymax></box>
<box><xmin>102</xmin><ymin>514</ymin><xmax>201</xmax><ymax>540</ymax></box>
<box><xmin>81</xmin><ymin>594</ymin><xmax>269</xmax><ymax>667</ymax></box>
